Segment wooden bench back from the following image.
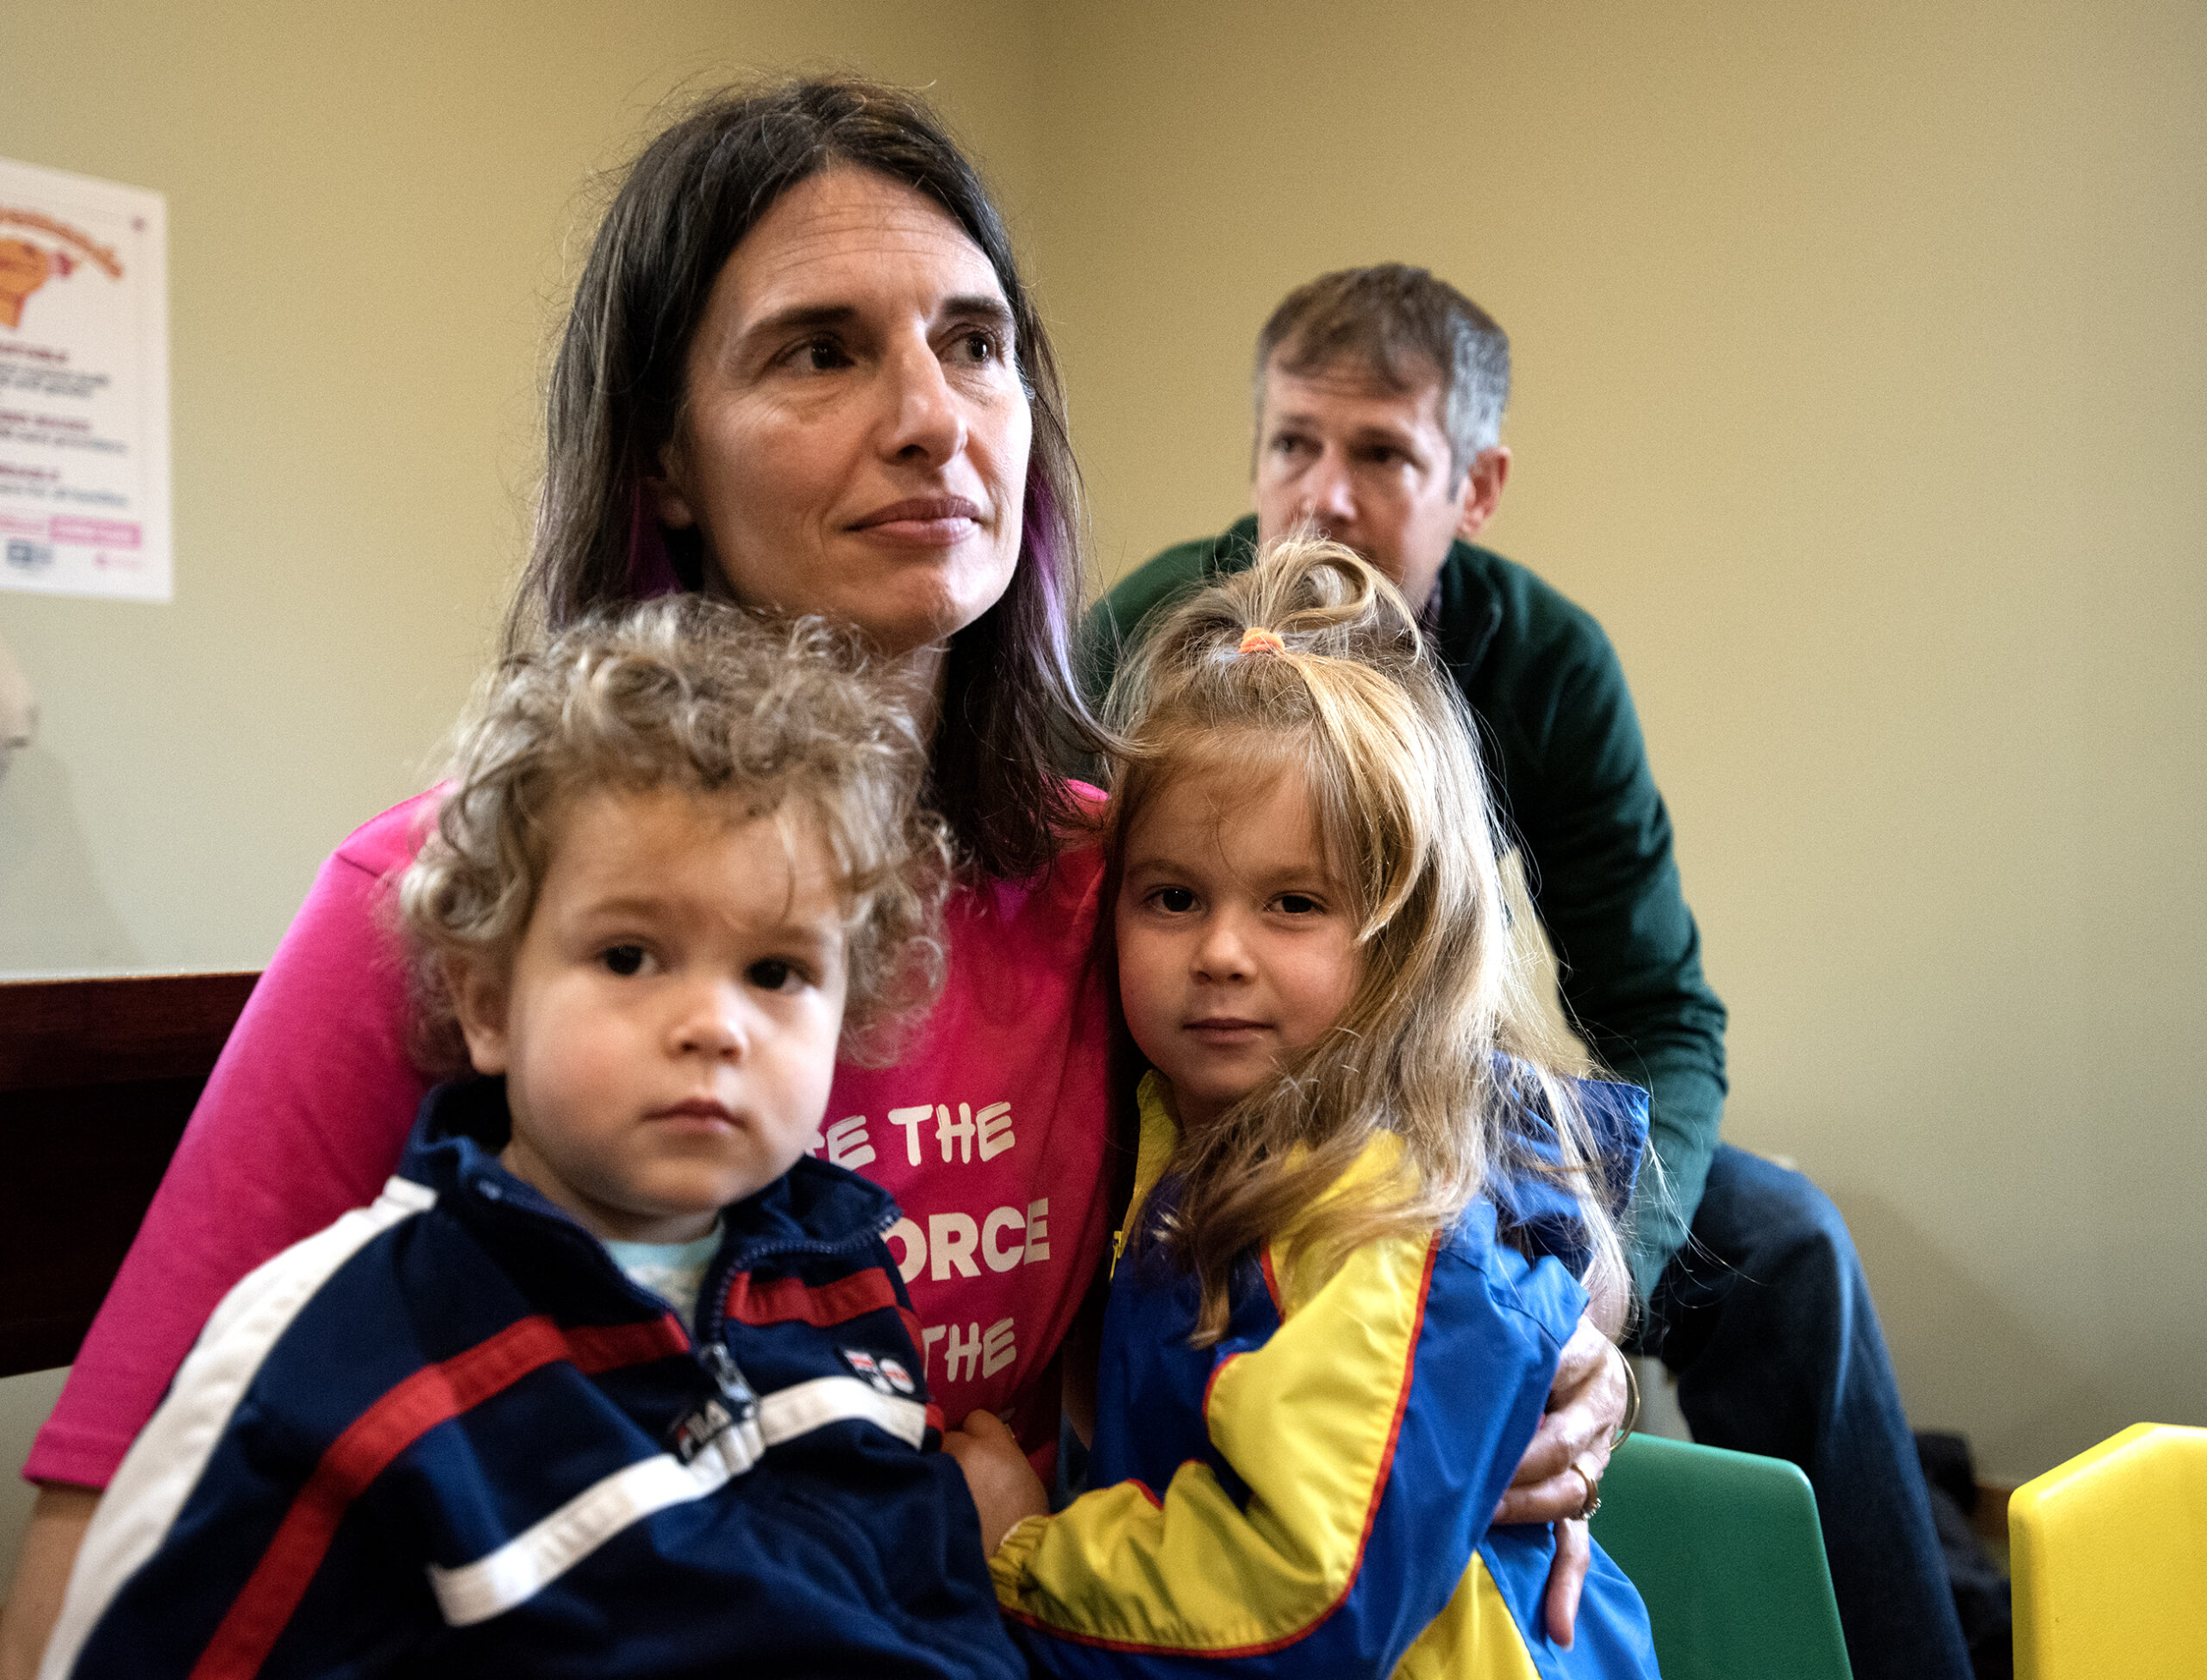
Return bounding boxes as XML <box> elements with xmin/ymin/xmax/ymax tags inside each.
<box><xmin>0</xmin><ymin>974</ymin><xmax>257</xmax><ymax>1377</ymax></box>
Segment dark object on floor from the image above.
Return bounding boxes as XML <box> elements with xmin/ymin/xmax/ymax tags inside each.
<box><xmin>1917</xmin><ymin>1431</ymin><xmax>2014</xmax><ymax>1680</ymax></box>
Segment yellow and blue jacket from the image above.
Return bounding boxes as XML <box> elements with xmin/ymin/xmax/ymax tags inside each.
<box><xmin>991</xmin><ymin>1076</ymin><xmax>1660</xmax><ymax>1678</ymax></box>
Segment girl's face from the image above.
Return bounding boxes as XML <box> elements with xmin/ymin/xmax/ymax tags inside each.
<box><xmin>648</xmin><ymin>167</ymin><xmax>1033</xmax><ymax>660</ymax></box>
<box><xmin>1114</xmin><ymin>762</ymin><xmax>1361</xmax><ymax>1132</ymax></box>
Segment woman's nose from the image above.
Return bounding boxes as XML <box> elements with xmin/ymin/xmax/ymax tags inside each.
<box><xmin>881</xmin><ymin>338</ymin><xmax>968</xmax><ymax>465</ymax></box>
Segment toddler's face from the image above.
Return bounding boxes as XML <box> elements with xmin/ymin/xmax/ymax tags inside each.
<box><xmin>1114</xmin><ymin>762</ymin><xmax>1360</xmax><ymax>1131</ymax></box>
<box><xmin>457</xmin><ymin>786</ymin><xmax>849</xmax><ymax>1244</ymax></box>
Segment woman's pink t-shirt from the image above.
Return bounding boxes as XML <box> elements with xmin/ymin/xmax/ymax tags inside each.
<box><xmin>27</xmin><ymin>790</ymin><xmax>1116</xmax><ymax>1488</ymax></box>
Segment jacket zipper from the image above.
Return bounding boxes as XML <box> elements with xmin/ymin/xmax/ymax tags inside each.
<box><xmin>466</xmin><ymin>1164</ymin><xmax>897</xmax><ymax>1454</ymax></box>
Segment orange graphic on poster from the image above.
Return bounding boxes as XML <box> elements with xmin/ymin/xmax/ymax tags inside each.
<box><xmin>0</xmin><ymin>238</ymin><xmax>47</xmax><ymax>330</ymax></box>
<box><xmin>0</xmin><ymin>205</ymin><xmax>116</xmax><ymax>332</ymax></box>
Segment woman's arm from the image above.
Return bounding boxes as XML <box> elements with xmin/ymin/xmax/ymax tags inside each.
<box><xmin>1493</xmin><ymin>1320</ymin><xmax>1632</xmax><ymax>1645</ymax></box>
<box><xmin>23</xmin><ymin>807</ymin><xmax>432</xmax><ymax>1495</ymax></box>
<box><xmin>990</xmin><ymin>1220</ymin><xmax>1582</xmax><ymax>1676</ymax></box>
<box><xmin>0</xmin><ymin>1487</ymin><xmax>96</xmax><ymax>1680</ymax></box>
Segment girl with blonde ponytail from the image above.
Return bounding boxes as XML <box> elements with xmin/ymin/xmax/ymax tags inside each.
<box><xmin>947</xmin><ymin>533</ymin><xmax>1660</xmax><ymax>1677</ymax></box>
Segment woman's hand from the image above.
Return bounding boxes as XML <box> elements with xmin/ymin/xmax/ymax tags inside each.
<box><xmin>1491</xmin><ymin>1315</ymin><xmax>1629</xmax><ymax>1646</ymax></box>
<box><xmin>941</xmin><ymin>1409</ymin><xmax>1051</xmax><ymax>1554</ymax></box>
<box><xmin>1541</xmin><ymin>1518</ymin><xmax>1593</xmax><ymax>1648</ymax></box>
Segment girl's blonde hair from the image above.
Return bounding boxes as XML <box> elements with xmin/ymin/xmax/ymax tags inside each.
<box><xmin>400</xmin><ymin>596</ymin><xmax>952</xmax><ymax>1073</ymax></box>
<box><xmin>1104</xmin><ymin>533</ymin><xmax>1633</xmax><ymax>1343</ymax></box>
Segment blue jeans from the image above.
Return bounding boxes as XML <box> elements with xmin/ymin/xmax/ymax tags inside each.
<box><xmin>1637</xmin><ymin>1145</ymin><xmax>1973</xmax><ymax>1680</ymax></box>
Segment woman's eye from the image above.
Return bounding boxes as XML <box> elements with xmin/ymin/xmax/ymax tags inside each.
<box><xmin>792</xmin><ymin>336</ymin><xmax>848</xmax><ymax>373</ymax></box>
<box><xmin>600</xmin><ymin>945</ymin><xmax>648</xmax><ymax>977</ymax></box>
<box><xmin>1275</xmin><ymin>894</ymin><xmax>1323</xmax><ymax>916</ymax></box>
<box><xmin>1153</xmin><ymin>887</ymin><xmax>1197</xmax><ymax>914</ymax></box>
<box><xmin>953</xmin><ymin>328</ymin><xmax>1003</xmax><ymax>365</ymax></box>
<box><xmin>747</xmin><ymin>959</ymin><xmax>799</xmax><ymax>992</ymax></box>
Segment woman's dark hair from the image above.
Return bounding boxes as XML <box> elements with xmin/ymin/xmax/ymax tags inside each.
<box><xmin>512</xmin><ymin>77</ymin><xmax>1102</xmax><ymax>881</ymax></box>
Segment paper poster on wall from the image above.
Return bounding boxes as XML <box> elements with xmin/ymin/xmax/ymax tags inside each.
<box><xmin>0</xmin><ymin>157</ymin><xmax>171</xmax><ymax>603</ymax></box>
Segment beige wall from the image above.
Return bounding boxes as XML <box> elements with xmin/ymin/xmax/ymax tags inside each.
<box><xmin>2</xmin><ymin>0</ymin><xmax>2200</xmax><ymax>1544</ymax></box>
<box><xmin>0</xmin><ymin>0</ymin><xmax>1042</xmax><ymax>976</ymax></box>
<box><xmin>1024</xmin><ymin>0</ymin><xmax>2207</xmax><ymax>1481</ymax></box>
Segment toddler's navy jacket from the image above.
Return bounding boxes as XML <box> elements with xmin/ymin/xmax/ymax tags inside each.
<box><xmin>41</xmin><ymin>1078</ymin><xmax>1028</xmax><ymax>1680</ymax></box>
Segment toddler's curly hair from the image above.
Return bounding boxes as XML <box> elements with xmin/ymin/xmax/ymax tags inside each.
<box><xmin>398</xmin><ymin>596</ymin><xmax>951</xmax><ymax>1073</ymax></box>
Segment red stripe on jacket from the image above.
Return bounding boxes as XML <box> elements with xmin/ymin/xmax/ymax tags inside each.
<box><xmin>723</xmin><ymin>1268</ymin><xmax>919</xmax><ymax>1349</ymax></box>
<box><xmin>188</xmin><ymin>1313</ymin><xmax>686</xmax><ymax>1680</ymax></box>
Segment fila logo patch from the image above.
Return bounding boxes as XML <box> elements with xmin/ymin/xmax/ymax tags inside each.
<box><xmin>670</xmin><ymin>1396</ymin><xmax>736</xmax><ymax>1465</ymax></box>
<box><xmin>841</xmin><ymin>1348</ymin><xmax>916</xmax><ymax>1396</ymax></box>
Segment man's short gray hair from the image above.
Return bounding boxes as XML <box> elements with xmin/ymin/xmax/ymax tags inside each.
<box><xmin>1254</xmin><ymin>265</ymin><xmax>1510</xmax><ymax>483</ymax></box>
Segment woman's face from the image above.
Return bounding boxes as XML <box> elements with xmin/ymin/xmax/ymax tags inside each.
<box><xmin>650</xmin><ymin>167</ymin><xmax>1033</xmax><ymax>659</ymax></box>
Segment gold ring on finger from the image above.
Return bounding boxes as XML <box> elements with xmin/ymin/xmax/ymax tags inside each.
<box><xmin>1570</xmin><ymin>1462</ymin><xmax>1602</xmax><ymax>1521</ymax></box>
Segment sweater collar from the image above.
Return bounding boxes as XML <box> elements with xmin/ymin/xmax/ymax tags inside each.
<box><xmin>1211</xmin><ymin>515</ymin><xmax>1504</xmax><ymax>679</ymax></box>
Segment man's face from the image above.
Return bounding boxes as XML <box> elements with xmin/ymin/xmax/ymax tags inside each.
<box><xmin>1252</xmin><ymin>354</ymin><xmax>1503</xmax><ymax>612</ymax></box>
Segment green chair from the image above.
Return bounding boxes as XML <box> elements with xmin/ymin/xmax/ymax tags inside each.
<box><xmin>1590</xmin><ymin>1433</ymin><xmax>1852</xmax><ymax>1680</ymax></box>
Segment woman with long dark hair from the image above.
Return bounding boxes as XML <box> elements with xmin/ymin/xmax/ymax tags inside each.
<box><xmin>3</xmin><ymin>78</ymin><xmax>1622</xmax><ymax>1675</ymax></box>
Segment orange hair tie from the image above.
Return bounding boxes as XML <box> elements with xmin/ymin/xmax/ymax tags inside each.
<box><xmin>1238</xmin><ymin>628</ymin><xmax>1287</xmax><ymax>656</ymax></box>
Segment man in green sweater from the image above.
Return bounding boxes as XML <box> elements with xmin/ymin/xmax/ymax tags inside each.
<box><xmin>1084</xmin><ymin>266</ymin><xmax>1971</xmax><ymax>1680</ymax></box>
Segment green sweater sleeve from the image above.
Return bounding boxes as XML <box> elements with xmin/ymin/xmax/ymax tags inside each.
<box><xmin>1454</xmin><ymin>562</ymin><xmax>1726</xmax><ymax>1296</ymax></box>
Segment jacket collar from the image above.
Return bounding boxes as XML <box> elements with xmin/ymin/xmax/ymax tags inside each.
<box><xmin>1112</xmin><ymin>1073</ymin><xmax>1183</xmax><ymax>1273</ymax></box>
<box><xmin>1210</xmin><ymin>515</ymin><xmax>1504</xmax><ymax>681</ymax></box>
<box><xmin>397</xmin><ymin>1077</ymin><xmax>901</xmax><ymax>1264</ymax></box>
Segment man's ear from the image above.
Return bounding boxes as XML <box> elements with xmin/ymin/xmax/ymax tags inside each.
<box><xmin>1455</xmin><ymin>447</ymin><xmax>1511</xmax><ymax>540</ymax></box>
<box><xmin>451</xmin><ymin>958</ymin><xmax>513</xmax><ymax>1077</ymax></box>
